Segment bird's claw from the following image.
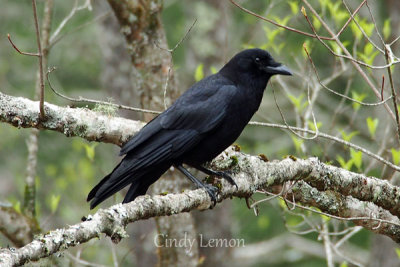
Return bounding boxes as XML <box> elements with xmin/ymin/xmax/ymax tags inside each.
<box><xmin>203</xmin><ymin>184</ymin><xmax>218</xmax><ymax>206</ymax></box>
<box><xmin>215</xmin><ymin>171</ymin><xmax>238</xmax><ymax>190</ymax></box>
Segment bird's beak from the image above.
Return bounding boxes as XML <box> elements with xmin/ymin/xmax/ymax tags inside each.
<box><xmin>266</xmin><ymin>64</ymin><xmax>292</xmax><ymax>76</ymax></box>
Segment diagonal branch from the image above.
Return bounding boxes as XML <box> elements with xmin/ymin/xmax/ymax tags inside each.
<box><xmin>1</xmin><ymin>153</ymin><xmax>400</xmax><ymax>266</ymax></box>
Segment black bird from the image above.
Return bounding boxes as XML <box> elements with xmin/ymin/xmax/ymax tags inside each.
<box><xmin>87</xmin><ymin>48</ymin><xmax>292</xmax><ymax>209</ymax></box>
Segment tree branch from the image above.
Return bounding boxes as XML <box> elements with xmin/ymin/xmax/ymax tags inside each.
<box><xmin>1</xmin><ymin>92</ymin><xmax>400</xmax><ymax>265</ymax></box>
<box><xmin>0</xmin><ymin>206</ymin><xmax>37</xmax><ymax>248</ymax></box>
<box><xmin>1</xmin><ymin>151</ymin><xmax>400</xmax><ymax>265</ymax></box>
<box><xmin>0</xmin><ymin>92</ymin><xmax>144</xmax><ymax>146</ymax></box>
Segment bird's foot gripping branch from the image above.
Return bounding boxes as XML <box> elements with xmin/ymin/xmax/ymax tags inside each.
<box><xmin>2</xmin><ymin>148</ymin><xmax>400</xmax><ymax>265</ymax></box>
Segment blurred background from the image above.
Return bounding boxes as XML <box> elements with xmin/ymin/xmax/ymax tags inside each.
<box><xmin>1</xmin><ymin>0</ymin><xmax>400</xmax><ymax>266</ymax></box>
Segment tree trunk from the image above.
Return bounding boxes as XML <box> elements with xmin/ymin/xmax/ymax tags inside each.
<box><xmin>102</xmin><ymin>1</ymin><xmax>200</xmax><ymax>265</ymax></box>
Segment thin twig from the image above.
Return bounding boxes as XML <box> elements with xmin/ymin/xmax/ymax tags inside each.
<box><xmin>49</xmin><ymin>11</ymin><xmax>112</xmax><ymax>49</ymax></box>
<box><xmin>49</xmin><ymin>0</ymin><xmax>92</xmax><ymax>45</ymax></box>
<box><xmin>342</xmin><ymin>0</ymin><xmax>384</xmax><ymax>53</ymax></box>
<box><xmin>7</xmin><ymin>34</ymin><xmax>39</xmax><ymax>57</ymax></box>
<box><xmin>154</xmin><ymin>18</ymin><xmax>197</xmax><ymax>53</ymax></box>
<box><xmin>46</xmin><ymin>68</ymin><xmax>160</xmax><ymax>114</ymax></box>
<box><xmin>270</xmin><ymin>190</ymin><xmax>400</xmax><ymax>228</ymax></box>
<box><xmin>363</xmin><ymin>0</ymin><xmax>385</xmax><ymax>47</ymax></box>
<box><xmin>273</xmin><ymin>87</ymin><xmax>319</xmax><ymax>140</ymax></box>
<box><xmin>303</xmin><ymin>44</ymin><xmax>392</xmax><ymax>105</ymax></box>
<box><xmin>384</xmin><ymin>45</ymin><xmax>400</xmax><ymax>144</ymax></box>
<box><xmin>228</xmin><ymin>0</ymin><xmax>320</xmax><ymax>38</ymax></box>
<box><xmin>301</xmin><ymin>0</ymin><xmax>396</xmax><ymax>122</ymax></box>
<box><xmin>322</xmin><ymin>221</ymin><xmax>334</xmax><ymax>267</ymax></box>
<box><xmin>248</xmin><ymin>121</ymin><xmax>400</xmax><ymax>172</ymax></box>
<box><xmin>154</xmin><ymin>19</ymin><xmax>197</xmax><ymax>109</ymax></box>
<box><xmin>301</xmin><ymin>5</ymin><xmax>396</xmax><ymax>70</ymax></box>
<box><xmin>32</xmin><ymin>0</ymin><xmax>45</xmax><ymax>120</ymax></box>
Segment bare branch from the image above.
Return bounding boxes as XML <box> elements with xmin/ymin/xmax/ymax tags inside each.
<box><xmin>31</xmin><ymin>0</ymin><xmax>45</xmax><ymax>121</ymax></box>
<box><xmin>47</xmin><ymin>68</ymin><xmax>160</xmax><ymax>115</ymax></box>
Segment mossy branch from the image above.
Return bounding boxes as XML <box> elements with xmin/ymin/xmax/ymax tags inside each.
<box><xmin>1</xmin><ymin>92</ymin><xmax>400</xmax><ymax>265</ymax></box>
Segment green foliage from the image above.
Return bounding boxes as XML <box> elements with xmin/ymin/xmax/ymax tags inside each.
<box><xmin>194</xmin><ymin>64</ymin><xmax>204</xmax><ymax>82</ymax></box>
<box><xmin>291</xmin><ymin>136</ymin><xmax>304</xmax><ymax>153</ymax></box>
<box><xmin>49</xmin><ymin>194</ymin><xmax>61</xmax><ymax>214</ymax></box>
<box><xmin>395</xmin><ymin>248</ymin><xmax>400</xmax><ymax>259</ymax></box>
<box><xmin>339</xmin><ymin>129</ymin><xmax>359</xmax><ymax>143</ymax></box>
<box><xmin>358</xmin><ymin>18</ymin><xmax>375</xmax><ymax>37</ymax></box>
<box><xmin>351</xmin><ymin>91</ymin><xmax>367</xmax><ymax>111</ymax></box>
<box><xmin>83</xmin><ymin>143</ymin><xmax>98</xmax><ymax>162</ymax></box>
<box><xmin>366</xmin><ymin>117</ymin><xmax>379</xmax><ymax>139</ymax></box>
<box><xmin>210</xmin><ymin>66</ymin><xmax>217</xmax><ymax>74</ymax></box>
<box><xmin>257</xmin><ymin>215</ymin><xmax>270</xmax><ymax>230</ymax></box>
<box><xmin>337</xmin><ymin>148</ymin><xmax>362</xmax><ymax>171</ymax></box>
<box><xmin>13</xmin><ymin>201</ymin><xmax>21</xmax><ymax>214</ymax></box>
<box><xmin>308</xmin><ymin>120</ymin><xmax>322</xmax><ymax>131</ymax></box>
<box><xmin>391</xmin><ymin>148</ymin><xmax>400</xmax><ymax>165</ymax></box>
<box><xmin>312</xmin><ymin>15</ymin><xmax>322</xmax><ymax>31</ymax></box>
<box><xmin>324</xmin><ymin>1</ymin><xmax>347</xmax><ymax>24</ymax></box>
<box><xmin>350</xmin><ymin>148</ymin><xmax>362</xmax><ymax>170</ymax></box>
<box><xmin>358</xmin><ymin>43</ymin><xmax>379</xmax><ymax>66</ymax></box>
<box><xmin>383</xmin><ymin>19</ymin><xmax>391</xmax><ymax>40</ymax></box>
<box><xmin>288</xmin><ymin>1</ymin><xmax>299</xmax><ymax>15</ymax></box>
<box><xmin>336</xmin><ymin>155</ymin><xmax>353</xmax><ymax>170</ymax></box>
<box><xmin>287</xmin><ymin>93</ymin><xmax>308</xmax><ymax>112</ymax></box>
<box><xmin>302</xmin><ymin>40</ymin><xmax>313</xmax><ymax>58</ymax></box>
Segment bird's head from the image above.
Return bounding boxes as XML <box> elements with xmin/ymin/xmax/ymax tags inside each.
<box><xmin>220</xmin><ymin>48</ymin><xmax>292</xmax><ymax>86</ymax></box>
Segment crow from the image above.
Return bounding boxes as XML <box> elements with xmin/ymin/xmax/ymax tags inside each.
<box><xmin>87</xmin><ymin>48</ymin><xmax>292</xmax><ymax>209</ymax></box>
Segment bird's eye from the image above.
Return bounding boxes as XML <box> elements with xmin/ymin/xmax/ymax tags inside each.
<box><xmin>255</xmin><ymin>57</ymin><xmax>260</xmax><ymax>63</ymax></box>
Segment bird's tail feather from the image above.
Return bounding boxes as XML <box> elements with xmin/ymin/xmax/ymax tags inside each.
<box><xmin>122</xmin><ymin>164</ymin><xmax>170</xmax><ymax>204</ymax></box>
<box><xmin>88</xmin><ymin>163</ymin><xmax>170</xmax><ymax>209</ymax></box>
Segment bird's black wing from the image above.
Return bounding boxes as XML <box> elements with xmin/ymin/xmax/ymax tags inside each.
<box><xmin>120</xmin><ymin>76</ymin><xmax>238</xmax><ymax>156</ymax></box>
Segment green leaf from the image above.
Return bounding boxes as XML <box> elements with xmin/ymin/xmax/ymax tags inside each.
<box><xmin>321</xmin><ymin>213</ymin><xmax>331</xmax><ymax>222</ymax></box>
<box><xmin>287</xmin><ymin>93</ymin><xmax>308</xmax><ymax>112</ymax></box>
<box><xmin>83</xmin><ymin>143</ymin><xmax>98</xmax><ymax>162</ymax></box>
<box><xmin>391</xmin><ymin>148</ymin><xmax>400</xmax><ymax>165</ymax></box>
<box><xmin>257</xmin><ymin>215</ymin><xmax>270</xmax><ymax>229</ymax></box>
<box><xmin>291</xmin><ymin>136</ymin><xmax>304</xmax><ymax>153</ymax></box>
<box><xmin>288</xmin><ymin>1</ymin><xmax>299</xmax><ymax>14</ymax></box>
<box><xmin>312</xmin><ymin>15</ymin><xmax>321</xmax><ymax>31</ymax></box>
<box><xmin>366</xmin><ymin>117</ymin><xmax>379</xmax><ymax>138</ymax></box>
<box><xmin>350</xmin><ymin>148</ymin><xmax>362</xmax><ymax>170</ymax></box>
<box><xmin>308</xmin><ymin>120</ymin><xmax>322</xmax><ymax>131</ymax></box>
<box><xmin>210</xmin><ymin>66</ymin><xmax>217</xmax><ymax>74</ymax></box>
<box><xmin>350</xmin><ymin>19</ymin><xmax>362</xmax><ymax>39</ymax></box>
<box><xmin>340</xmin><ymin>261</ymin><xmax>349</xmax><ymax>267</ymax></box>
<box><xmin>45</xmin><ymin>164</ymin><xmax>58</xmax><ymax>177</ymax></box>
<box><xmin>278</xmin><ymin>198</ymin><xmax>287</xmax><ymax>209</ymax></box>
<box><xmin>330</xmin><ymin>41</ymin><xmax>342</xmax><ymax>55</ymax></box>
<box><xmin>50</xmin><ymin>194</ymin><xmax>61</xmax><ymax>214</ymax></box>
<box><xmin>339</xmin><ymin>130</ymin><xmax>359</xmax><ymax>142</ymax></box>
<box><xmin>337</xmin><ymin>155</ymin><xmax>353</xmax><ymax>170</ymax></box>
<box><xmin>194</xmin><ymin>64</ymin><xmax>204</xmax><ymax>82</ymax></box>
<box><xmin>13</xmin><ymin>201</ymin><xmax>21</xmax><ymax>214</ymax></box>
<box><xmin>383</xmin><ymin>19</ymin><xmax>391</xmax><ymax>40</ymax></box>
<box><xmin>395</xmin><ymin>248</ymin><xmax>400</xmax><ymax>259</ymax></box>
<box><xmin>351</xmin><ymin>91</ymin><xmax>366</xmax><ymax>111</ymax></box>
<box><xmin>272</xmin><ymin>15</ymin><xmax>291</xmax><ymax>27</ymax></box>
<box><xmin>364</xmin><ymin>43</ymin><xmax>374</xmax><ymax>56</ymax></box>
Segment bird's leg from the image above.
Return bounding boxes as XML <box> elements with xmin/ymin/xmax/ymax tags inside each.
<box><xmin>190</xmin><ymin>164</ymin><xmax>238</xmax><ymax>190</ymax></box>
<box><xmin>175</xmin><ymin>164</ymin><xmax>218</xmax><ymax>205</ymax></box>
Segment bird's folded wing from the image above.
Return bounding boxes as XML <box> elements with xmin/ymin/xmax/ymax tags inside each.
<box><xmin>119</xmin><ymin>84</ymin><xmax>237</xmax><ymax>155</ymax></box>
